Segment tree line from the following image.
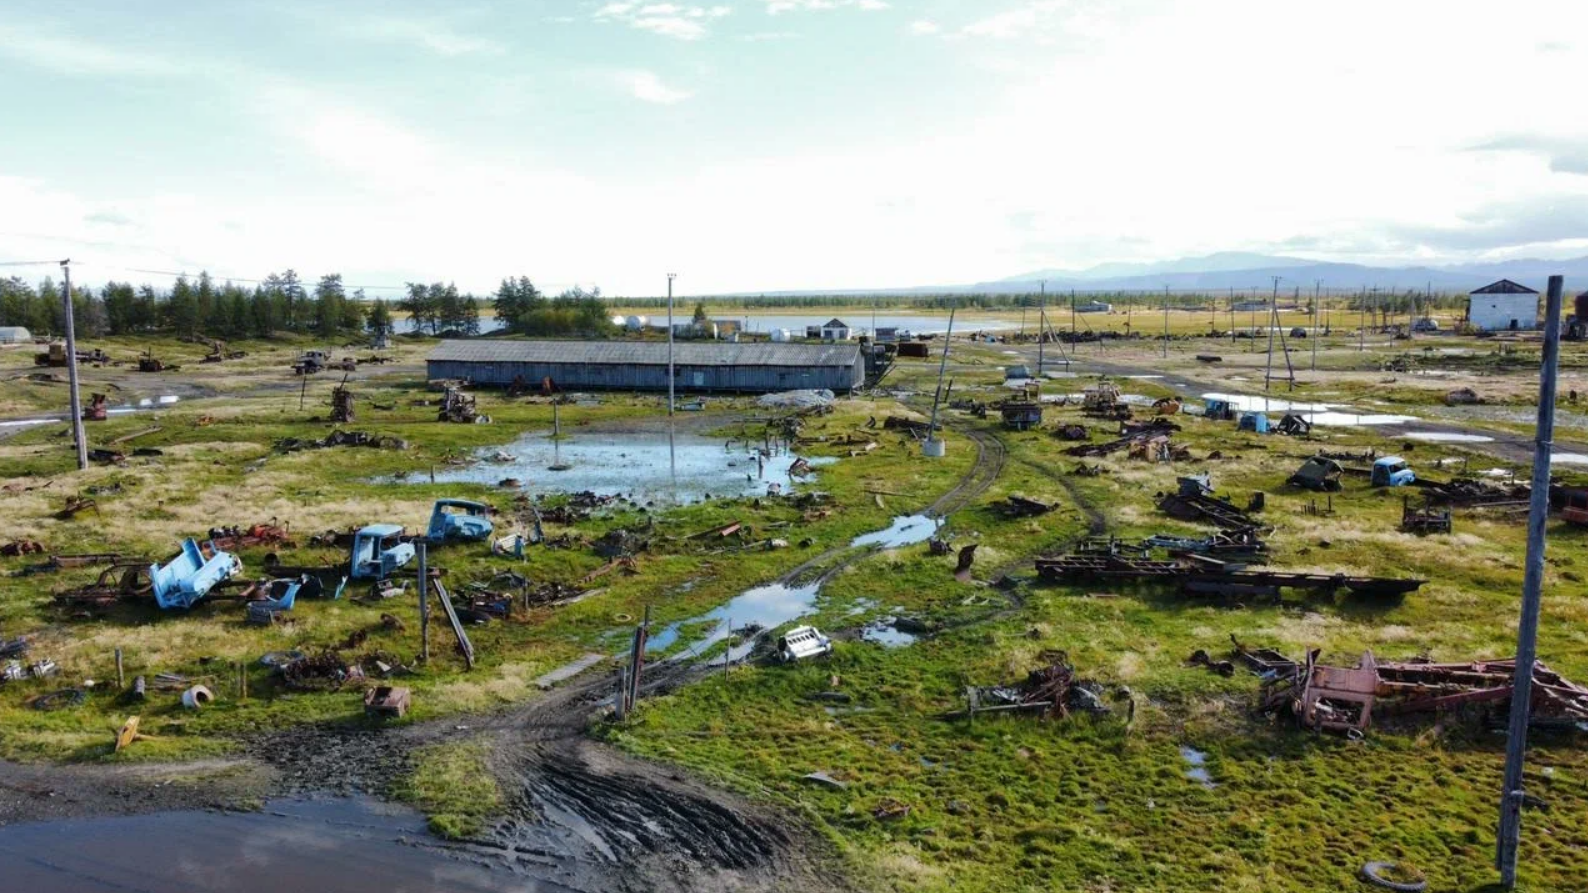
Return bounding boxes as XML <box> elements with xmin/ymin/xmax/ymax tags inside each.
<box><xmin>0</xmin><ymin>271</ymin><xmax>617</xmax><ymax>342</ymax></box>
<box><xmin>0</xmin><ymin>270</ymin><xmax>388</xmax><ymax>341</ymax></box>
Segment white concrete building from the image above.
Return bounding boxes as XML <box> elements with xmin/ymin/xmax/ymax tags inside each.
<box><xmin>820</xmin><ymin>318</ymin><xmax>852</xmax><ymax>341</ymax></box>
<box><xmin>1468</xmin><ymin>280</ymin><xmax>1539</xmax><ymax>331</ymax></box>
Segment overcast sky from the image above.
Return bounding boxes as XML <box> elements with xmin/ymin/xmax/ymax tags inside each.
<box><xmin>2</xmin><ymin>0</ymin><xmax>1585</xmax><ymax>296</ymax></box>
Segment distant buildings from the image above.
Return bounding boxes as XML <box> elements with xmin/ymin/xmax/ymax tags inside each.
<box><xmin>819</xmin><ymin>318</ymin><xmax>852</xmax><ymax>341</ymax></box>
<box><xmin>1468</xmin><ymin>279</ymin><xmax>1539</xmax><ymax>331</ymax></box>
<box><xmin>1073</xmin><ymin>301</ymin><xmax>1112</xmax><ymax>313</ymax></box>
<box><xmin>426</xmin><ymin>340</ymin><xmax>865</xmax><ymax>393</ymax></box>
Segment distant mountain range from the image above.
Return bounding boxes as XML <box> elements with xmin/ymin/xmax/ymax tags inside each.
<box><xmin>981</xmin><ymin>253</ymin><xmax>1588</xmax><ymax>294</ymax></box>
<box><xmin>738</xmin><ymin>252</ymin><xmax>1588</xmax><ymax>296</ymax></box>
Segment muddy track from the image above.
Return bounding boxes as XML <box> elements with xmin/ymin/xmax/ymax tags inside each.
<box><xmin>926</xmin><ymin>425</ymin><xmax>1007</xmax><ymax>517</ymax></box>
<box><xmin>974</xmin><ymin>454</ymin><xmax>1108</xmax><ymax>587</ymax></box>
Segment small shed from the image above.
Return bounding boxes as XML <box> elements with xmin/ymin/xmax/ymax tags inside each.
<box><xmin>874</xmin><ymin>326</ymin><xmax>900</xmax><ymax>343</ymax></box>
<box><xmin>1074</xmin><ymin>301</ymin><xmax>1112</xmax><ymax>314</ymax></box>
<box><xmin>712</xmin><ymin>319</ymin><xmax>743</xmax><ymax>337</ymax></box>
<box><xmin>820</xmin><ymin>318</ymin><xmax>852</xmax><ymax>341</ymax></box>
<box><xmin>1468</xmin><ymin>280</ymin><xmax>1539</xmax><ymax>331</ymax></box>
<box><xmin>0</xmin><ymin>326</ymin><xmax>32</xmax><ymax>344</ymax></box>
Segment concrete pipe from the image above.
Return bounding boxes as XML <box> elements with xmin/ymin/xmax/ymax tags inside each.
<box><xmin>181</xmin><ymin>684</ymin><xmax>214</xmax><ymax>709</ymax></box>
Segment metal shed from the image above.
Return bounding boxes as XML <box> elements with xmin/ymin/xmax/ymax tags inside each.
<box><xmin>1468</xmin><ymin>279</ymin><xmax>1539</xmax><ymax>331</ymax></box>
<box><xmin>426</xmin><ymin>339</ymin><xmax>865</xmax><ymax>393</ymax></box>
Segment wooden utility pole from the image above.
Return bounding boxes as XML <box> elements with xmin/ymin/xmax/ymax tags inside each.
<box><xmin>1264</xmin><ymin>277</ymin><xmax>1281</xmax><ymax>392</ymax></box>
<box><xmin>1497</xmin><ymin>275</ymin><xmax>1565</xmax><ymax>888</ymax></box>
<box><xmin>417</xmin><ymin>540</ymin><xmax>430</xmax><ymax>663</ymax></box>
<box><xmin>1161</xmin><ymin>284</ymin><xmax>1169</xmax><ymax>358</ymax></box>
<box><xmin>60</xmin><ymin>260</ymin><xmax>88</xmax><ymax>470</ymax></box>
<box><xmin>1312</xmin><ymin>280</ymin><xmax>1321</xmax><ymax>371</ymax></box>
<box><xmin>1037</xmin><ymin>280</ymin><xmax>1046</xmax><ymax>374</ymax></box>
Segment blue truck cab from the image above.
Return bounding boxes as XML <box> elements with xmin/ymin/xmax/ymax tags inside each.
<box><xmin>1371</xmin><ymin>456</ymin><xmax>1416</xmax><ymax>487</ymax></box>
<box><xmin>1204</xmin><ymin>398</ymin><xmax>1236</xmax><ymax>421</ymax></box>
<box><xmin>150</xmin><ymin>539</ymin><xmax>241</xmax><ymax>610</ymax></box>
<box><xmin>426</xmin><ymin>499</ymin><xmax>494</xmax><ymax>542</ymax></box>
<box><xmin>1237</xmin><ymin>411</ymin><xmax>1270</xmax><ymax>434</ymax></box>
<box><xmin>350</xmin><ymin>524</ymin><xmax>415</xmax><ymax>580</ymax></box>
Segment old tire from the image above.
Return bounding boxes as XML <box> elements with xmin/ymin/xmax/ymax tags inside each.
<box><xmin>1361</xmin><ymin>861</ymin><xmax>1427</xmax><ymax>892</ymax></box>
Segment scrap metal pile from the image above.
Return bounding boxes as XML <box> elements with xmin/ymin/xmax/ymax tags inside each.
<box><xmin>1036</xmin><ymin>553</ymin><xmax>1423</xmax><ymax>599</ymax></box>
<box><xmin>274</xmin><ymin>430</ymin><xmax>408</xmax><ymax>452</ymax></box>
<box><xmin>1156</xmin><ymin>475</ymin><xmax>1261</xmax><ymax>531</ymax></box>
<box><xmin>438</xmin><ymin>385</ymin><xmax>481</xmax><ymax>423</ymax></box>
<box><xmin>1065</xmin><ymin>423</ymin><xmax>1186</xmax><ymax>461</ymax></box>
<box><xmin>1254</xmin><ymin>648</ymin><xmax>1588</xmax><ymax>736</ymax></box>
<box><xmin>950</xmin><ymin>652</ymin><xmax>1114</xmax><ymax>720</ymax></box>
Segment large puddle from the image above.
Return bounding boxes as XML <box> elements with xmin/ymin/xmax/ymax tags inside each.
<box><xmin>648</xmin><ymin>581</ymin><xmax>822</xmax><ymax>663</ymax></box>
<box><xmin>0</xmin><ymin>395</ymin><xmax>182</xmax><ymax>429</ymax></box>
<box><xmin>635</xmin><ymin>514</ymin><xmax>943</xmax><ymax>665</ymax></box>
<box><xmin>1402</xmin><ymin>431</ymin><xmax>1496</xmax><ymax>444</ymax></box>
<box><xmin>1199</xmin><ymin>392</ymin><xmax>1417</xmax><ymax>426</ymax></box>
<box><xmin>0</xmin><ymin>796</ymin><xmax>551</xmax><ymax>893</ymax></box>
<box><xmin>851</xmin><ymin>513</ymin><xmax>943</xmax><ymax>548</ymax></box>
<box><xmin>412</xmin><ymin>430</ymin><xmax>815</xmax><ymax>505</ymax></box>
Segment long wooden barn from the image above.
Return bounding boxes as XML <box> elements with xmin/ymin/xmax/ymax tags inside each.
<box><xmin>426</xmin><ymin>339</ymin><xmax>865</xmax><ymax>394</ymax></box>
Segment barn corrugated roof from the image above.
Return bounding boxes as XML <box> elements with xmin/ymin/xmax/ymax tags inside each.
<box><xmin>1471</xmin><ymin>279</ymin><xmax>1538</xmax><ymax>295</ymax></box>
<box><xmin>427</xmin><ymin>339</ymin><xmax>862</xmax><ymax>367</ymax></box>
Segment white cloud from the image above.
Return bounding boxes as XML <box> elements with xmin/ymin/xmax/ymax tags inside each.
<box><xmin>960</xmin><ymin>1</ymin><xmax>1067</xmax><ymax>39</ymax></box>
<box><xmin>350</xmin><ymin>16</ymin><xmax>504</xmax><ymax>57</ymax></box>
<box><xmin>766</xmin><ymin>0</ymin><xmax>889</xmax><ymax>13</ymax></box>
<box><xmin>908</xmin><ymin>20</ymin><xmax>941</xmax><ymax>35</ymax></box>
<box><xmin>0</xmin><ymin>20</ymin><xmax>183</xmax><ymax>76</ymax></box>
<box><xmin>595</xmin><ymin>3</ymin><xmax>731</xmax><ymax>40</ymax></box>
<box><xmin>625</xmin><ymin>70</ymin><xmax>692</xmax><ymax>104</ymax></box>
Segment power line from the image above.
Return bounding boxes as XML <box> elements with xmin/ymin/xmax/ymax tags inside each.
<box><xmin>0</xmin><ymin>259</ymin><xmax>65</xmax><ymax>267</ymax></box>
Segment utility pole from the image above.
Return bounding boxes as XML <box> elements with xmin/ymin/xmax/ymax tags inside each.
<box><xmin>1069</xmin><ymin>288</ymin><xmax>1076</xmax><ymax>341</ymax></box>
<box><xmin>1264</xmin><ymin>276</ymin><xmax>1281</xmax><ymax>392</ymax></box>
<box><xmin>923</xmin><ymin>308</ymin><xmax>956</xmax><ymax>458</ymax></box>
<box><xmin>1228</xmin><ymin>287</ymin><xmax>1235</xmax><ymax>346</ymax></box>
<box><xmin>666</xmin><ymin>273</ymin><xmax>677</xmax><ymax>414</ymax></box>
<box><xmin>1359</xmin><ymin>288</ymin><xmax>1367</xmax><ymax>352</ymax></box>
<box><xmin>1497</xmin><ymin>275</ymin><xmax>1564</xmax><ymax>889</ymax></box>
<box><xmin>60</xmin><ymin>259</ymin><xmax>88</xmax><ymax>470</ymax></box>
<box><xmin>1037</xmin><ymin>280</ymin><xmax>1046</xmax><ymax>375</ymax></box>
<box><xmin>1162</xmin><ymin>284</ymin><xmax>1169</xmax><ymax>358</ymax></box>
<box><xmin>1312</xmin><ymin>280</ymin><xmax>1321</xmax><ymax>371</ymax></box>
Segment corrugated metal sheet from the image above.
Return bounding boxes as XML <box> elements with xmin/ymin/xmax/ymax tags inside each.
<box><xmin>427</xmin><ymin>339</ymin><xmax>862</xmax><ymax>368</ymax></box>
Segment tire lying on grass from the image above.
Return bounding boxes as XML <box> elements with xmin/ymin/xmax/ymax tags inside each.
<box><xmin>1361</xmin><ymin>861</ymin><xmax>1428</xmax><ymax>892</ymax></box>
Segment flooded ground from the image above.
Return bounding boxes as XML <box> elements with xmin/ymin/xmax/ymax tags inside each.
<box><xmin>0</xmin><ymin>796</ymin><xmax>553</xmax><ymax>893</ymax></box>
<box><xmin>1179</xmin><ymin>746</ymin><xmax>1215</xmax><ymax>790</ymax></box>
<box><xmin>1199</xmin><ymin>392</ymin><xmax>1418</xmax><ymax>426</ymax></box>
<box><xmin>0</xmin><ymin>394</ymin><xmax>182</xmax><ymax>428</ymax></box>
<box><xmin>650</xmin><ymin>581</ymin><xmax>822</xmax><ymax>663</ymax></box>
<box><xmin>1402</xmin><ymin>431</ymin><xmax>1496</xmax><ymax>443</ymax></box>
<box><xmin>851</xmin><ymin>514</ymin><xmax>942</xmax><ymax>548</ymax></box>
<box><xmin>415</xmin><ymin>430</ymin><xmax>810</xmax><ymax>505</ymax></box>
<box><xmin>861</xmin><ymin>617</ymin><xmax>919</xmax><ymax>648</ymax></box>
